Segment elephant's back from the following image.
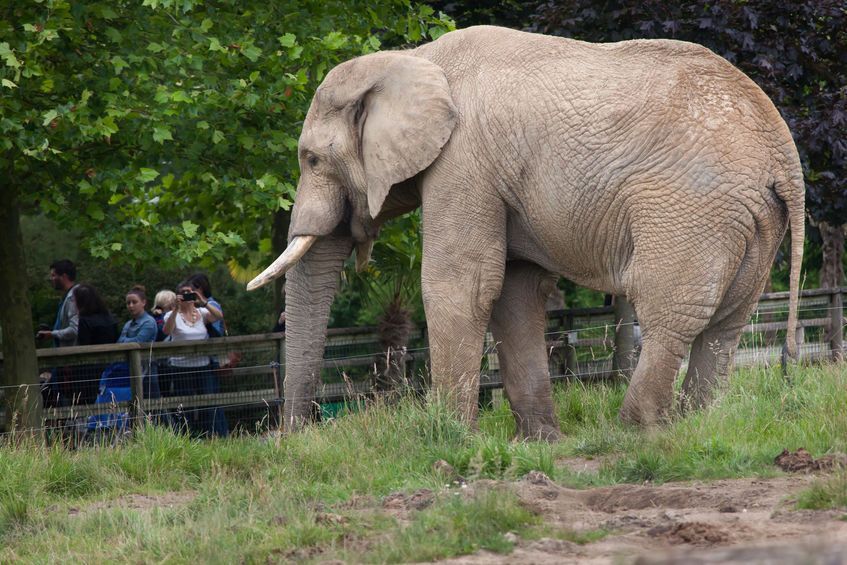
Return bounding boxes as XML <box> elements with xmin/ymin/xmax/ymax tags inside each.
<box><xmin>418</xmin><ymin>25</ymin><xmax>791</xmax><ymax>182</ymax></box>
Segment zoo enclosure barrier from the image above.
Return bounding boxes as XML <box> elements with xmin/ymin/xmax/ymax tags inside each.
<box><xmin>0</xmin><ymin>287</ymin><xmax>843</xmax><ymax>436</ymax></box>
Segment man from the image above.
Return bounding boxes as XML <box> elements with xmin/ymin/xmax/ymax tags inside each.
<box><xmin>37</xmin><ymin>259</ymin><xmax>80</xmax><ymax>347</ymax></box>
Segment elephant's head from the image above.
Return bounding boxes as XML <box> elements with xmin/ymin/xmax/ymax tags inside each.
<box><xmin>247</xmin><ymin>51</ymin><xmax>457</xmax><ymax>430</ymax></box>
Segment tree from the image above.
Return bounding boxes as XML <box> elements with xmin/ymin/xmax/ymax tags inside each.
<box><xmin>428</xmin><ymin>0</ymin><xmax>541</xmax><ymax>29</ymax></box>
<box><xmin>0</xmin><ymin>0</ymin><xmax>452</xmax><ymax>432</ymax></box>
<box><xmin>533</xmin><ymin>0</ymin><xmax>847</xmax><ymax>287</ymax></box>
<box><xmin>341</xmin><ymin>212</ymin><xmax>424</xmax><ymax>391</ymax></box>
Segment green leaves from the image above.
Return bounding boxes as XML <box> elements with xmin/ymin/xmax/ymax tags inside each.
<box><xmin>4</xmin><ymin>0</ymin><xmax>453</xmax><ymax>273</ymax></box>
<box><xmin>278</xmin><ymin>33</ymin><xmax>297</xmax><ymax>48</ymax></box>
<box><xmin>0</xmin><ymin>43</ymin><xmax>21</xmax><ymax>70</ymax></box>
<box><xmin>322</xmin><ymin>31</ymin><xmax>349</xmax><ymax>51</ymax></box>
<box><xmin>110</xmin><ymin>56</ymin><xmax>129</xmax><ymax>74</ymax></box>
<box><xmin>182</xmin><ymin>220</ymin><xmax>199</xmax><ymax>238</ymax></box>
<box><xmin>152</xmin><ymin>126</ymin><xmax>173</xmax><ymax>143</ymax></box>
<box><xmin>41</xmin><ymin>110</ymin><xmax>58</xmax><ymax>127</ymax></box>
<box><xmin>136</xmin><ymin>168</ymin><xmax>160</xmax><ymax>183</ymax></box>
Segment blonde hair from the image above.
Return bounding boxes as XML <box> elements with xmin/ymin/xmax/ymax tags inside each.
<box><xmin>152</xmin><ymin>289</ymin><xmax>176</xmax><ymax>315</ymax></box>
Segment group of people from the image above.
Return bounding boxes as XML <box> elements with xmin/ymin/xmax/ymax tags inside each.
<box><xmin>38</xmin><ymin>259</ymin><xmax>233</xmax><ymax>437</ymax></box>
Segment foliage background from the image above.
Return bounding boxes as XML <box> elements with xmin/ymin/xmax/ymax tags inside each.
<box><xmin>6</xmin><ymin>0</ymin><xmax>844</xmax><ymax>343</ymax></box>
<box><xmin>2</xmin><ymin>0</ymin><xmax>453</xmax><ymax>340</ymax></box>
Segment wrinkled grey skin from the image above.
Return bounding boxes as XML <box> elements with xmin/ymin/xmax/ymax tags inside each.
<box><xmin>254</xmin><ymin>26</ymin><xmax>804</xmax><ymax>439</ymax></box>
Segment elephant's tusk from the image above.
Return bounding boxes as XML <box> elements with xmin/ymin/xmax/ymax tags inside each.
<box><xmin>246</xmin><ymin>235</ymin><xmax>317</xmax><ymax>291</ymax></box>
<box><xmin>355</xmin><ymin>240</ymin><xmax>374</xmax><ymax>272</ymax></box>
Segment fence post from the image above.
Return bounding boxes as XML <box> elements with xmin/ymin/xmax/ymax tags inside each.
<box><xmin>273</xmin><ymin>336</ymin><xmax>285</xmax><ymax>428</ymax></box>
<box><xmin>612</xmin><ymin>297</ymin><xmax>638</xmax><ymax>379</ymax></box>
<box><xmin>128</xmin><ymin>347</ymin><xmax>144</xmax><ymax>429</ymax></box>
<box><xmin>831</xmin><ymin>288</ymin><xmax>844</xmax><ymax>362</ymax></box>
<box><xmin>563</xmin><ymin>313</ymin><xmax>576</xmax><ymax>377</ymax></box>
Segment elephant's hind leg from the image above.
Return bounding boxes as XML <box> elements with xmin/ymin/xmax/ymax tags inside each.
<box><xmin>619</xmin><ymin>269</ymin><xmax>728</xmax><ymax>426</ymax></box>
<box><xmin>680</xmin><ymin>230</ymin><xmax>777</xmax><ymax>411</ymax></box>
<box><xmin>619</xmin><ymin>332</ymin><xmax>690</xmax><ymax>426</ymax></box>
<box><xmin>679</xmin><ymin>310</ymin><xmax>747</xmax><ymax>412</ymax></box>
<box><xmin>489</xmin><ymin>261</ymin><xmax>561</xmax><ymax>441</ymax></box>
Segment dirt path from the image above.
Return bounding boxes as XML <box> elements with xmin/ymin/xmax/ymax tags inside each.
<box><xmin>439</xmin><ymin>470</ymin><xmax>847</xmax><ymax>564</ymax></box>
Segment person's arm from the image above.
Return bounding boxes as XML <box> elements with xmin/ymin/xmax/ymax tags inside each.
<box><xmin>200</xmin><ymin>303</ymin><xmax>222</xmax><ymax>322</ymax></box>
<box><xmin>51</xmin><ymin>297</ymin><xmax>79</xmax><ymax>342</ymax></box>
<box><xmin>117</xmin><ymin>321</ymin><xmax>131</xmax><ymax>343</ymax></box>
<box><xmin>119</xmin><ymin>318</ymin><xmax>157</xmax><ymax>343</ymax></box>
<box><xmin>162</xmin><ymin>309</ymin><xmax>177</xmax><ymax>336</ymax></box>
<box><xmin>137</xmin><ymin>316</ymin><xmax>158</xmax><ymax>343</ymax></box>
<box><xmin>194</xmin><ymin>292</ymin><xmax>222</xmax><ymax>322</ymax></box>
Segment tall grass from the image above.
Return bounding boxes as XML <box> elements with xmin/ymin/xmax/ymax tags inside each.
<box><xmin>0</xmin><ymin>363</ymin><xmax>844</xmax><ymax>561</ymax></box>
<box><xmin>596</xmin><ymin>364</ymin><xmax>847</xmax><ymax>484</ymax></box>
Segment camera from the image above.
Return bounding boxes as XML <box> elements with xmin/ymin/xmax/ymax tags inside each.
<box><xmin>181</xmin><ymin>291</ymin><xmax>198</xmax><ymax>301</ymax></box>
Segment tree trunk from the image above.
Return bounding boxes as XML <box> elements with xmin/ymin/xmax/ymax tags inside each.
<box><xmin>0</xmin><ymin>185</ymin><xmax>42</xmax><ymax>435</ymax></box>
<box><xmin>612</xmin><ymin>296</ymin><xmax>638</xmax><ymax>379</ymax></box>
<box><xmin>282</xmin><ymin>235</ymin><xmax>353</xmax><ymax>432</ymax></box>
<box><xmin>375</xmin><ymin>296</ymin><xmax>414</xmax><ymax>393</ymax></box>
<box><xmin>820</xmin><ymin>221</ymin><xmax>845</xmax><ymax>289</ymax></box>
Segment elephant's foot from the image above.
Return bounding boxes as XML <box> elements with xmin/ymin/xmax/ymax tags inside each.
<box><xmin>619</xmin><ymin>389</ymin><xmax>671</xmax><ymax>428</ymax></box>
<box><xmin>517</xmin><ymin>423</ymin><xmax>562</xmax><ymax>442</ymax></box>
<box><xmin>514</xmin><ymin>411</ymin><xmax>562</xmax><ymax>442</ymax></box>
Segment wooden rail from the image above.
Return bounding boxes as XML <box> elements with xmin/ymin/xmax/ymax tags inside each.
<box><xmin>1</xmin><ymin>287</ymin><xmax>843</xmax><ymax>430</ymax></box>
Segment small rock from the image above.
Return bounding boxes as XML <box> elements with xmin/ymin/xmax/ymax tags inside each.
<box><xmin>524</xmin><ymin>470</ymin><xmax>554</xmax><ymax>485</ymax></box>
<box><xmin>719</xmin><ymin>505</ymin><xmax>738</xmax><ymax>513</ymax></box>
<box><xmin>315</xmin><ymin>512</ymin><xmax>347</xmax><ymax>526</ymax></box>
<box><xmin>433</xmin><ymin>459</ymin><xmax>465</xmax><ymax>484</ymax></box>
<box><xmin>407</xmin><ymin>489</ymin><xmax>434</xmax><ymax>510</ymax></box>
<box><xmin>503</xmin><ymin>531</ymin><xmax>519</xmax><ymax>543</ymax></box>
<box><xmin>530</xmin><ymin>538</ymin><xmax>580</xmax><ymax>553</ymax></box>
<box><xmin>382</xmin><ymin>492</ymin><xmax>407</xmax><ymax>510</ymax></box>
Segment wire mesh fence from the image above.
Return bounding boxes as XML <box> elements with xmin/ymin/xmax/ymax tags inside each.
<box><xmin>0</xmin><ymin>287</ymin><xmax>843</xmax><ymax>440</ymax></box>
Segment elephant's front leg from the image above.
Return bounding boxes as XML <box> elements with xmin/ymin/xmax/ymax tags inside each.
<box><xmin>421</xmin><ymin>195</ymin><xmax>507</xmax><ymax>424</ymax></box>
<box><xmin>489</xmin><ymin>261</ymin><xmax>561</xmax><ymax>441</ymax></box>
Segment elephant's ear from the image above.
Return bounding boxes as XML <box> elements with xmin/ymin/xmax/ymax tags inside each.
<box><xmin>357</xmin><ymin>53</ymin><xmax>457</xmax><ymax>219</ymax></box>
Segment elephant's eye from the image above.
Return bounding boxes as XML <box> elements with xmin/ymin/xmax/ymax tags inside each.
<box><xmin>307</xmin><ymin>155</ymin><xmax>319</xmax><ymax>168</ymax></box>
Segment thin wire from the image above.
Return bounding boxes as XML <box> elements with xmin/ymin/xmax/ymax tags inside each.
<box><xmin>3</xmin><ymin>347</ymin><xmax>844</xmax><ymax>438</ymax></box>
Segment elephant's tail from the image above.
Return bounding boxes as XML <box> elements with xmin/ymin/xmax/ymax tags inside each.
<box><xmin>773</xmin><ymin>163</ymin><xmax>805</xmax><ymax>359</ymax></box>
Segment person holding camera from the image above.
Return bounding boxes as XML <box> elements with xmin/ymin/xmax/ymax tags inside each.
<box><xmin>162</xmin><ymin>282</ymin><xmax>222</xmax><ymax>364</ymax></box>
<box><xmin>162</xmin><ymin>281</ymin><xmax>227</xmax><ymax>437</ymax></box>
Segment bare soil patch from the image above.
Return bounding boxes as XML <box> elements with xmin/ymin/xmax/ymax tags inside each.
<box><xmin>774</xmin><ymin>448</ymin><xmax>847</xmax><ymax>473</ymax></box>
<box><xmin>68</xmin><ymin>491</ymin><xmax>196</xmax><ymax>516</ymax></box>
<box><xmin>436</xmin><ymin>464</ymin><xmax>847</xmax><ymax>564</ymax></box>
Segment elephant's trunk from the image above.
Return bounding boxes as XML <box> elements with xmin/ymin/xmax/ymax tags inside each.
<box><xmin>282</xmin><ymin>234</ymin><xmax>354</xmax><ymax>431</ymax></box>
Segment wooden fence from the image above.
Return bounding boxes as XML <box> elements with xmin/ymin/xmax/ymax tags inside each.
<box><xmin>0</xmin><ymin>287</ymin><xmax>843</xmax><ymax>433</ymax></box>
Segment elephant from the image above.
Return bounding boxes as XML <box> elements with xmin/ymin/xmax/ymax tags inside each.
<box><xmin>247</xmin><ymin>25</ymin><xmax>804</xmax><ymax>440</ymax></box>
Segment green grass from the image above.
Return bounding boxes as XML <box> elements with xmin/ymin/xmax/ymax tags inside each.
<box><xmin>797</xmin><ymin>469</ymin><xmax>847</xmax><ymax>510</ymax></box>
<box><xmin>0</xmin><ymin>363</ymin><xmax>845</xmax><ymax>561</ymax></box>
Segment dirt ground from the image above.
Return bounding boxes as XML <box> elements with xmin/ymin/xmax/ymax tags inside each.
<box><xmin>432</xmin><ymin>459</ymin><xmax>847</xmax><ymax>565</ymax></box>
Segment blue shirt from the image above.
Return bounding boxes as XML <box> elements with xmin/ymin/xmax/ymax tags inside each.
<box><xmin>207</xmin><ymin>297</ymin><xmax>225</xmax><ymax>336</ymax></box>
<box><xmin>118</xmin><ymin>312</ymin><xmax>158</xmax><ymax>343</ymax></box>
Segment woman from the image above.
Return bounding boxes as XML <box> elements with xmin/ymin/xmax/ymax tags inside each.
<box><xmin>151</xmin><ymin>290</ymin><xmax>176</xmax><ymax>342</ymax></box>
<box><xmin>90</xmin><ymin>285</ymin><xmax>160</xmax><ymax>432</ymax></box>
<box><xmin>118</xmin><ymin>285</ymin><xmax>160</xmax><ymax>398</ymax></box>
<box><xmin>75</xmin><ymin>284</ymin><xmax>118</xmax><ymax>346</ymax></box>
<box><xmin>188</xmin><ymin>272</ymin><xmax>226</xmax><ymax>337</ymax></box>
<box><xmin>163</xmin><ymin>280</ymin><xmax>228</xmax><ymax>437</ymax></box>
<box><xmin>72</xmin><ymin>284</ymin><xmax>118</xmax><ymax>404</ymax></box>
<box><xmin>119</xmin><ymin>285</ymin><xmax>157</xmax><ymax>344</ymax></box>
